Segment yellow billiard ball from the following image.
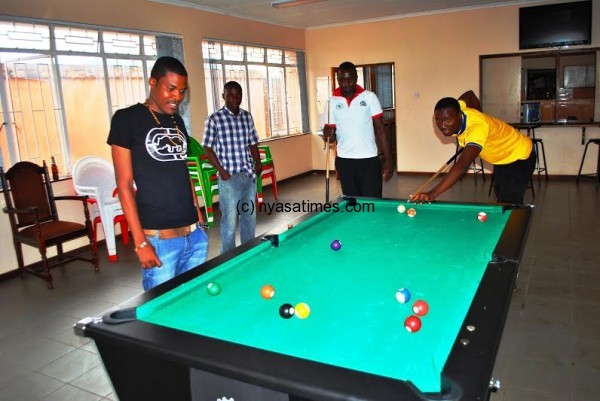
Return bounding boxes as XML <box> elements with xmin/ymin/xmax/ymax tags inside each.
<box><xmin>294</xmin><ymin>302</ymin><xmax>311</xmax><ymax>319</ymax></box>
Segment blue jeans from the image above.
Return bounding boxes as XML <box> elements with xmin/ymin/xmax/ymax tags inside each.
<box><xmin>218</xmin><ymin>173</ymin><xmax>256</xmax><ymax>253</ymax></box>
<box><xmin>142</xmin><ymin>227</ymin><xmax>208</xmax><ymax>291</ymax></box>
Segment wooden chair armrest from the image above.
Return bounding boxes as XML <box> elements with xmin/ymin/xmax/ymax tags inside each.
<box><xmin>54</xmin><ymin>195</ymin><xmax>89</xmax><ymax>202</ymax></box>
<box><xmin>54</xmin><ymin>195</ymin><xmax>93</xmax><ymax>222</ymax></box>
<box><xmin>3</xmin><ymin>205</ymin><xmax>38</xmax><ymax>215</ymax></box>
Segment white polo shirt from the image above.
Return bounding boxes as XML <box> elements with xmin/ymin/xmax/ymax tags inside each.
<box><xmin>328</xmin><ymin>86</ymin><xmax>383</xmax><ymax>159</ymax></box>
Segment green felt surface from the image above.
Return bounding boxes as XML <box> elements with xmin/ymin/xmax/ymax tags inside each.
<box><xmin>137</xmin><ymin>199</ymin><xmax>511</xmax><ymax>393</ymax></box>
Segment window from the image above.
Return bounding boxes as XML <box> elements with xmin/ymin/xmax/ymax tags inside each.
<box><xmin>0</xmin><ymin>18</ymin><xmax>184</xmax><ymax>174</ymax></box>
<box><xmin>202</xmin><ymin>40</ymin><xmax>308</xmax><ymax>140</ymax></box>
<box><xmin>481</xmin><ymin>49</ymin><xmax>598</xmax><ymax>124</ymax></box>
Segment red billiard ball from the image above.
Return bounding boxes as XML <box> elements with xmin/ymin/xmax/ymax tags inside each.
<box><xmin>412</xmin><ymin>300</ymin><xmax>429</xmax><ymax>316</ymax></box>
<box><xmin>404</xmin><ymin>315</ymin><xmax>422</xmax><ymax>333</ymax></box>
<box><xmin>478</xmin><ymin>212</ymin><xmax>488</xmax><ymax>222</ymax></box>
<box><xmin>260</xmin><ymin>284</ymin><xmax>275</xmax><ymax>299</ymax></box>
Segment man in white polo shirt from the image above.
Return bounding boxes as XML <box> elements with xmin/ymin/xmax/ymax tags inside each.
<box><xmin>323</xmin><ymin>61</ymin><xmax>393</xmax><ymax>197</ymax></box>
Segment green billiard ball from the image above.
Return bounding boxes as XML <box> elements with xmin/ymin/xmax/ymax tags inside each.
<box><xmin>207</xmin><ymin>282</ymin><xmax>221</xmax><ymax>296</ymax></box>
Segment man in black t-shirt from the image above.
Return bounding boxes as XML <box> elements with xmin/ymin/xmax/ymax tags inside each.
<box><xmin>108</xmin><ymin>57</ymin><xmax>208</xmax><ymax>291</ymax></box>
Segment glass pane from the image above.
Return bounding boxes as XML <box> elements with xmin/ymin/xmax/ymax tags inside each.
<box><xmin>103</xmin><ymin>31</ymin><xmax>140</xmax><ymax>55</ymax></box>
<box><xmin>285</xmin><ymin>66</ymin><xmax>302</xmax><ymax>134</ymax></box>
<box><xmin>143</xmin><ymin>35</ymin><xmax>157</xmax><ymax>56</ymax></box>
<box><xmin>54</xmin><ymin>26</ymin><xmax>100</xmax><ymax>53</ymax></box>
<box><xmin>268</xmin><ymin>66</ymin><xmax>287</xmax><ymax>136</ymax></box>
<box><xmin>202</xmin><ymin>41</ymin><xmax>221</xmax><ymax>61</ymax></box>
<box><xmin>267</xmin><ymin>49</ymin><xmax>282</xmax><ymax>64</ymax></box>
<box><xmin>2</xmin><ymin>53</ymin><xmax>64</xmax><ymax>169</ymax></box>
<box><xmin>106</xmin><ymin>58</ymin><xmax>146</xmax><ymax>114</ymax></box>
<box><xmin>224</xmin><ymin>64</ymin><xmax>248</xmax><ymax>111</ymax></box>
<box><xmin>284</xmin><ymin>51</ymin><xmax>297</xmax><ymax>65</ymax></box>
<box><xmin>57</xmin><ymin>55</ymin><xmax>111</xmax><ymax>165</ymax></box>
<box><xmin>247</xmin><ymin>47</ymin><xmax>264</xmax><ymax>63</ymax></box>
<box><xmin>223</xmin><ymin>44</ymin><xmax>244</xmax><ymax>62</ymax></box>
<box><xmin>248</xmin><ymin>65</ymin><xmax>269</xmax><ymax>139</ymax></box>
<box><xmin>557</xmin><ymin>53</ymin><xmax>595</xmax><ymax>123</ymax></box>
<box><xmin>375</xmin><ymin>64</ymin><xmax>394</xmax><ymax>109</ymax></box>
<box><xmin>0</xmin><ymin>21</ymin><xmax>50</xmax><ymax>50</ymax></box>
<box><xmin>0</xmin><ymin>108</ymin><xmax>9</xmax><ymax>170</ymax></box>
<box><xmin>204</xmin><ymin>63</ymin><xmax>224</xmax><ymax>114</ymax></box>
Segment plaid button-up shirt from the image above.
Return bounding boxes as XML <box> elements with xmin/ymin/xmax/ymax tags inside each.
<box><xmin>202</xmin><ymin>106</ymin><xmax>259</xmax><ymax>180</ymax></box>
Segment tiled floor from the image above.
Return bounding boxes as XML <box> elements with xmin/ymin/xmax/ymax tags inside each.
<box><xmin>0</xmin><ymin>172</ymin><xmax>598</xmax><ymax>401</ymax></box>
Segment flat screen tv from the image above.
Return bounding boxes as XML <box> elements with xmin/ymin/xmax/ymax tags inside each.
<box><xmin>519</xmin><ymin>1</ymin><xmax>592</xmax><ymax>50</ymax></box>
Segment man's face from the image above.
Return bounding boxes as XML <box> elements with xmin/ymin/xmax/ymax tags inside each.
<box><xmin>337</xmin><ymin>69</ymin><xmax>357</xmax><ymax>99</ymax></box>
<box><xmin>434</xmin><ymin>107</ymin><xmax>462</xmax><ymax>137</ymax></box>
<box><xmin>148</xmin><ymin>72</ymin><xmax>187</xmax><ymax>115</ymax></box>
<box><xmin>223</xmin><ymin>86</ymin><xmax>243</xmax><ymax>114</ymax></box>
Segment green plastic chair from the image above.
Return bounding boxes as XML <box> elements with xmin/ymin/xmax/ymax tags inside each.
<box><xmin>187</xmin><ymin>137</ymin><xmax>219</xmax><ymax>227</ymax></box>
<box><xmin>257</xmin><ymin>145</ymin><xmax>277</xmax><ymax>203</ymax></box>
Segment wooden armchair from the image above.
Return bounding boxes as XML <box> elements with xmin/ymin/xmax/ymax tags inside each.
<box><xmin>1</xmin><ymin>162</ymin><xmax>99</xmax><ymax>289</ymax></box>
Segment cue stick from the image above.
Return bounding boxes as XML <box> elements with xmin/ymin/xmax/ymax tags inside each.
<box><xmin>325</xmin><ymin>136</ymin><xmax>331</xmax><ymax>202</ymax></box>
<box><xmin>408</xmin><ymin>147</ymin><xmax>465</xmax><ymax>200</ymax></box>
<box><xmin>325</xmin><ymin>101</ymin><xmax>331</xmax><ymax>203</ymax></box>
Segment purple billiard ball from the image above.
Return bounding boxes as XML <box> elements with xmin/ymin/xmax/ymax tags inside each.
<box><xmin>330</xmin><ymin>239</ymin><xmax>342</xmax><ymax>251</ymax></box>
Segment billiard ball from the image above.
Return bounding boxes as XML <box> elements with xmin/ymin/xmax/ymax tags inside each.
<box><xmin>395</xmin><ymin>288</ymin><xmax>411</xmax><ymax>304</ymax></box>
<box><xmin>397</xmin><ymin>205</ymin><xmax>406</xmax><ymax>213</ymax></box>
<box><xmin>478</xmin><ymin>212</ymin><xmax>488</xmax><ymax>222</ymax></box>
<box><xmin>330</xmin><ymin>239</ymin><xmax>342</xmax><ymax>251</ymax></box>
<box><xmin>207</xmin><ymin>282</ymin><xmax>221</xmax><ymax>296</ymax></box>
<box><xmin>260</xmin><ymin>284</ymin><xmax>275</xmax><ymax>299</ymax></box>
<box><xmin>295</xmin><ymin>302</ymin><xmax>311</xmax><ymax>319</ymax></box>
<box><xmin>404</xmin><ymin>315</ymin><xmax>422</xmax><ymax>333</ymax></box>
<box><xmin>407</xmin><ymin>208</ymin><xmax>417</xmax><ymax>218</ymax></box>
<box><xmin>346</xmin><ymin>197</ymin><xmax>357</xmax><ymax>206</ymax></box>
<box><xmin>412</xmin><ymin>300</ymin><xmax>429</xmax><ymax>316</ymax></box>
<box><xmin>279</xmin><ymin>303</ymin><xmax>295</xmax><ymax>319</ymax></box>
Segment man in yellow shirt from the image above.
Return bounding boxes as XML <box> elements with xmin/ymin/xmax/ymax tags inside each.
<box><xmin>410</xmin><ymin>91</ymin><xmax>535</xmax><ymax>204</ymax></box>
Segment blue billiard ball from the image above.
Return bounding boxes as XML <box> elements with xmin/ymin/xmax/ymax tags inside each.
<box><xmin>395</xmin><ymin>288</ymin><xmax>411</xmax><ymax>304</ymax></box>
<box><xmin>330</xmin><ymin>239</ymin><xmax>342</xmax><ymax>251</ymax></box>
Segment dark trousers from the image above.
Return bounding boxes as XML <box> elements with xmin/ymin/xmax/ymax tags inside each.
<box><xmin>493</xmin><ymin>149</ymin><xmax>536</xmax><ymax>204</ymax></box>
<box><xmin>335</xmin><ymin>156</ymin><xmax>382</xmax><ymax>198</ymax></box>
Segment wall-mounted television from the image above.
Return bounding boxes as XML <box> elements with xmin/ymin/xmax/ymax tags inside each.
<box><xmin>519</xmin><ymin>1</ymin><xmax>592</xmax><ymax>50</ymax></box>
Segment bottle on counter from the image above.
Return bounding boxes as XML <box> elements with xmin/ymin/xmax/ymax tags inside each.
<box><xmin>50</xmin><ymin>156</ymin><xmax>59</xmax><ymax>181</ymax></box>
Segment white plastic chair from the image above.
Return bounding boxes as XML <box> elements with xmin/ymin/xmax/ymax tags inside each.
<box><xmin>72</xmin><ymin>156</ymin><xmax>129</xmax><ymax>262</ymax></box>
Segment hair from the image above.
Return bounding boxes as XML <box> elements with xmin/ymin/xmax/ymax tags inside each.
<box><xmin>434</xmin><ymin>97</ymin><xmax>460</xmax><ymax>112</ymax></box>
<box><xmin>223</xmin><ymin>81</ymin><xmax>243</xmax><ymax>92</ymax></box>
<box><xmin>150</xmin><ymin>56</ymin><xmax>187</xmax><ymax>80</ymax></box>
<box><xmin>337</xmin><ymin>61</ymin><xmax>357</xmax><ymax>76</ymax></box>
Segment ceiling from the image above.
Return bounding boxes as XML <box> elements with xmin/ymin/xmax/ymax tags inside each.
<box><xmin>149</xmin><ymin>0</ymin><xmax>552</xmax><ymax>29</ymax></box>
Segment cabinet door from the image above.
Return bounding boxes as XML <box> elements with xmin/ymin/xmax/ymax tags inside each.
<box><xmin>481</xmin><ymin>56</ymin><xmax>521</xmax><ymax>122</ymax></box>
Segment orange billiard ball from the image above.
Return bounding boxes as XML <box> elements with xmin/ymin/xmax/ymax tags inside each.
<box><xmin>407</xmin><ymin>208</ymin><xmax>417</xmax><ymax>218</ymax></box>
<box><xmin>260</xmin><ymin>284</ymin><xmax>275</xmax><ymax>299</ymax></box>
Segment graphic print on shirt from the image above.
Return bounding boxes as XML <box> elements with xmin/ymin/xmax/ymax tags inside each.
<box><xmin>145</xmin><ymin>127</ymin><xmax>187</xmax><ymax>161</ymax></box>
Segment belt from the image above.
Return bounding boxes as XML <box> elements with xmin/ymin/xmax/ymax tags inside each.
<box><xmin>143</xmin><ymin>223</ymin><xmax>202</xmax><ymax>239</ymax></box>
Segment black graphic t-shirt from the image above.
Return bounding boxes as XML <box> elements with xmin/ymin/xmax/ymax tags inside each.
<box><xmin>107</xmin><ymin>103</ymin><xmax>197</xmax><ymax>229</ymax></box>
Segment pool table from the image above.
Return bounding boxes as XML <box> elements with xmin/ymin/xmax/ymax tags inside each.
<box><xmin>75</xmin><ymin>197</ymin><xmax>533</xmax><ymax>401</ymax></box>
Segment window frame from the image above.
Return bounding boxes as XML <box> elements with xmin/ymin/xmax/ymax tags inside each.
<box><xmin>202</xmin><ymin>39</ymin><xmax>309</xmax><ymax>140</ymax></box>
<box><xmin>0</xmin><ymin>16</ymin><xmax>183</xmax><ymax>172</ymax></box>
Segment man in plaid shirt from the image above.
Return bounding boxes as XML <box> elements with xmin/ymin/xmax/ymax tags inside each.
<box><xmin>202</xmin><ymin>81</ymin><xmax>262</xmax><ymax>253</ymax></box>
